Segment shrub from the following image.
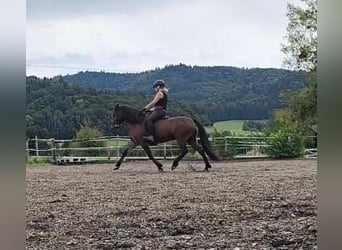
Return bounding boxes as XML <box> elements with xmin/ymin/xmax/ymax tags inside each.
<box><xmin>210</xmin><ymin>128</ymin><xmax>239</xmax><ymax>159</ymax></box>
<box><xmin>242</xmin><ymin>120</ymin><xmax>267</xmax><ymax>132</ymax></box>
<box><xmin>266</xmin><ymin>128</ymin><xmax>304</xmax><ymax>158</ymax></box>
<box><xmin>27</xmin><ymin>157</ymin><xmax>50</xmax><ymax>165</ymax></box>
<box><xmin>70</xmin><ymin>126</ymin><xmax>105</xmax><ymax>157</ymax></box>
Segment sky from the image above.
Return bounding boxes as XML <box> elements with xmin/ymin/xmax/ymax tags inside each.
<box><xmin>26</xmin><ymin>0</ymin><xmax>303</xmax><ymax>77</ymax></box>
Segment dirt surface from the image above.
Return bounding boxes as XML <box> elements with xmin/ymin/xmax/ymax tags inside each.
<box><xmin>26</xmin><ymin>159</ymin><xmax>317</xmax><ymax>249</ymax></box>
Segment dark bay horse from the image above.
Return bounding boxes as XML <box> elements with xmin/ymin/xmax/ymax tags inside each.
<box><xmin>112</xmin><ymin>104</ymin><xmax>220</xmax><ymax>172</ymax></box>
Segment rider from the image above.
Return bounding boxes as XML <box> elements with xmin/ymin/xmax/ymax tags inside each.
<box><xmin>141</xmin><ymin>79</ymin><xmax>168</xmax><ymax>143</ymax></box>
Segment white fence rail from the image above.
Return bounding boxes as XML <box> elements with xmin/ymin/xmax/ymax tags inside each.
<box><xmin>26</xmin><ymin>135</ymin><xmax>317</xmax><ymax>164</ymax></box>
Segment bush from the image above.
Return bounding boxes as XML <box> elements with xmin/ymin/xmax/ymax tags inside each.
<box><xmin>210</xmin><ymin>128</ymin><xmax>239</xmax><ymax>159</ymax></box>
<box><xmin>242</xmin><ymin>120</ymin><xmax>266</xmax><ymax>132</ymax></box>
<box><xmin>266</xmin><ymin>128</ymin><xmax>304</xmax><ymax>158</ymax></box>
<box><xmin>70</xmin><ymin>126</ymin><xmax>105</xmax><ymax>157</ymax></box>
<box><xmin>27</xmin><ymin>157</ymin><xmax>50</xmax><ymax>165</ymax></box>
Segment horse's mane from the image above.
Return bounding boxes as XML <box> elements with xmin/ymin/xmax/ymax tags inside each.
<box><xmin>119</xmin><ymin>105</ymin><xmax>145</xmax><ymax>124</ymax></box>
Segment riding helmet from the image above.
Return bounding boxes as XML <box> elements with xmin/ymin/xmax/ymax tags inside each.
<box><xmin>153</xmin><ymin>79</ymin><xmax>166</xmax><ymax>88</ymax></box>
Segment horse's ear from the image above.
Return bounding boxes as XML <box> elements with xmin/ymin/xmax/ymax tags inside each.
<box><xmin>114</xmin><ymin>104</ymin><xmax>120</xmax><ymax>111</ymax></box>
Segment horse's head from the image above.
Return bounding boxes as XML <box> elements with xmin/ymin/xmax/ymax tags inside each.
<box><xmin>112</xmin><ymin>104</ymin><xmax>144</xmax><ymax>129</ymax></box>
<box><xmin>112</xmin><ymin>104</ymin><xmax>125</xmax><ymax>128</ymax></box>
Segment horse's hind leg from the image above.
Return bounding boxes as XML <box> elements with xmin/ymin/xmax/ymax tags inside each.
<box><xmin>171</xmin><ymin>143</ymin><xmax>188</xmax><ymax>170</ymax></box>
<box><xmin>189</xmin><ymin>140</ymin><xmax>212</xmax><ymax>171</ymax></box>
<box><xmin>140</xmin><ymin>142</ymin><xmax>163</xmax><ymax>172</ymax></box>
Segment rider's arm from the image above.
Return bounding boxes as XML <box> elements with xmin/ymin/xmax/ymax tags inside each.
<box><xmin>144</xmin><ymin>91</ymin><xmax>163</xmax><ymax>110</ymax></box>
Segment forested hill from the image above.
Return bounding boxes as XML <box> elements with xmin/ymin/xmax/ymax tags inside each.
<box><xmin>26</xmin><ymin>76</ymin><xmax>210</xmax><ymax>139</ymax></box>
<box><xmin>63</xmin><ymin>64</ymin><xmax>308</xmax><ymax>121</ymax></box>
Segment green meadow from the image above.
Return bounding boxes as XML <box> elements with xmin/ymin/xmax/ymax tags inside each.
<box><xmin>205</xmin><ymin>120</ymin><xmax>266</xmax><ymax>136</ymax></box>
<box><xmin>205</xmin><ymin>120</ymin><xmax>243</xmax><ymax>134</ymax></box>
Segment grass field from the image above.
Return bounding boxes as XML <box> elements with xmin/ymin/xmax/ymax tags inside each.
<box><xmin>205</xmin><ymin>120</ymin><xmax>246</xmax><ymax>135</ymax></box>
<box><xmin>205</xmin><ymin>120</ymin><xmax>266</xmax><ymax>136</ymax></box>
<box><xmin>213</xmin><ymin>120</ymin><xmax>245</xmax><ymax>131</ymax></box>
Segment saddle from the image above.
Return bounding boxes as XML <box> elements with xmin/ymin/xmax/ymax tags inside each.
<box><xmin>144</xmin><ymin>110</ymin><xmax>169</xmax><ymax>120</ymax></box>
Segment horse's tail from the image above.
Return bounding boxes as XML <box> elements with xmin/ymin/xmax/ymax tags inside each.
<box><xmin>193</xmin><ymin>119</ymin><xmax>220</xmax><ymax>161</ymax></box>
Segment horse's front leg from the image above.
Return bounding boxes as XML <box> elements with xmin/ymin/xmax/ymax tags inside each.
<box><xmin>113</xmin><ymin>143</ymin><xmax>136</xmax><ymax>170</ymax></box>
<box><xmin>140</xmin><ymin>141</ymin><xmax>163</xmax><ymax>172</ymax></box>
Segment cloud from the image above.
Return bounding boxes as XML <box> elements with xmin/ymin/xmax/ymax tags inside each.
<box><xmin>26</xmin><ymin>0</ymin><xmax>304</xmax><ymax>77</ymax></box>
<box><xmin>28</xmin><ymin>52</ymin><xmax>95</xmax><ymax>65</ymax></box>
<box><xmin>26</xmin><ymin>0</ymin><xmax>171</xmax><ymax>21</ymax></box>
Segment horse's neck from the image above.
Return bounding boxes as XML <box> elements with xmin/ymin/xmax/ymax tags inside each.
<box><xmin>126</xmin><ymin>108</ymin><xmax>138</xmax><ymax>115</ymax></box>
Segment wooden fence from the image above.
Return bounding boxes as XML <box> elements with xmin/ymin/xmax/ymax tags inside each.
<box><xmin>26</xmin><ymin>135</ymin><xmax>317</xmax><ymax>164</ymax></box>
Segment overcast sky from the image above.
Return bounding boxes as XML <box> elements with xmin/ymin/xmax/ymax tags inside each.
<box><xmin>26</xmin><ymin>0</ymin><xmax>303</xmax><ymax>77</ymax></box>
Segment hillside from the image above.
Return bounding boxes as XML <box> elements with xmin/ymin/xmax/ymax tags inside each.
<box><xmin>26</xmin><ymin>76</ymin><xmax>210</xmax><ymax>139</ymax></box>
<box><xmin>63</xmin><ymin>64</ymin><xmax>308</xmax><ymax>121</ymax></box>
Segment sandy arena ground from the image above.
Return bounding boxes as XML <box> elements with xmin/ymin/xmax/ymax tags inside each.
<box><xmin>26</xmin><ymin>159</ymin><xmax>317</xmax><ymax>249</ymax></box>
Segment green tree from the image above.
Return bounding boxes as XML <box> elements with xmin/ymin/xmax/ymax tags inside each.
<box><xmin>266</xmin><ymin>110</ymin><xmax>298</xmax><ymax>134</ymax></box>
<box><xmin>279</xmin><ymin>0</ymin><xmax>317</xmax><ymax>129</ymax></box>
<box><xmin>71</xmin><ymin>126</ymin><xmax>105</xmax><ymax>156</ymax></box>
<box><xmin>282</xmin><ymin>0</ymin><xmax>317</xmax><ymax>72</ymax></box>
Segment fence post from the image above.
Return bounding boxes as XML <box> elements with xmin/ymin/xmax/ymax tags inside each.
<box><xmin>35</xmin><ymin>136</ymin><xmax>39</xmax><ymax>157</ymax></box>
<box><xmin>52</xmin><ymin>138</ymin><xmax>56</xmax><ymax>164</ymax></box>
<box><xmin>163</xmin><ymin>143</ymin><xmax>166</xmax><ymax>159</ymax></box>
<box><xmin>116</xmin><ymin>136</ymin><xmax>120</xmax><ymax>159</ymax></box>
<box><xmin>224</xmin><ymin>137</ymin><xmax>227</xmax><ymax>152</ymax></box>
<box><xmin>107</xmin><ymin>136</ymin><xmax>111</xmax><ymax>162</ymax></box>
<box><xmin>26</xmin><ymin>138</ymin><xmax>30</xmax><ymax>160</ymax></box>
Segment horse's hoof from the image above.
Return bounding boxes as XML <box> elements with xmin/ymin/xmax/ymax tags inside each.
<box><xmin>204</xmin><ymin>167</ymin><xmax>209</xmax><ymax>172</ymax></box>
<box><xmin>157</xmin><ymin>163</ymin><xmax>163</xmax><ymax>172</ymax></box>
<box><xmin>171</xmin><ymin>164</ymin><xmax>178</xmax><ymax>171</ymax></box>
<box><xmin>113</xmin><ymin>167</ymin><xmax>120</xmax><ymax>171</ymax></box>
